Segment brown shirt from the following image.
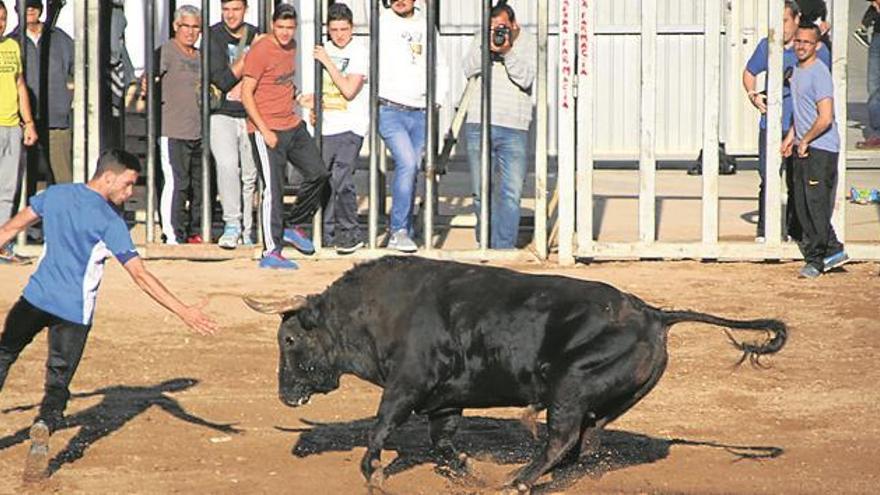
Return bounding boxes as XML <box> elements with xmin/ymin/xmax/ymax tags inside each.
<box><xmin>159</xmin><ymin>40</ymin><xmax>201</xmax><ymax>140</ymax></box>
<box><xmin>242</xmin><ymin>37</ymin><xmax>301</xmax><ymax>133</ymax></box>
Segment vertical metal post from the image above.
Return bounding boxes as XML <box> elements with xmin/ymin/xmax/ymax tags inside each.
<box><xmin>639</xmin><ymin>0</ymin><xmax>656</xmax><ymax>244</ymax></box>
<box><xmin>15</xmin><ymin>0</ymin><xmax>28</xmax><ymax>248</ymax></box>
<box><xmin>201</xmin><ymin>0</ymin><xmax>212</xmax><ymax>241</ymax></box>
<box><xmin>312</xmin><ymin>0</ymin><xmax>324</xmax><ymax>250</ymax></box>
<box><xmin>145</xmin><ymin>0</ymin><xmax>157</xmax><ymax>243</ymax></box>
<box><xmin>368</xmin><ymin>0</ymin><xmax>380</xmax><ymax>249</ymax></box>
<box><xmin>701</xmin><ymin>0</ymin><xmax>720</xmax><ymax>247</ymax></box>
<box><xmin>557</xmin><ymin>0</ymin><xmax>576</xmax><ymax>265</ymax></box>
<box><xmin>72</xmin><ymin>0</ymin><xmax>87</xmax><ymax>184</ymax></box>
<box><xmin>764</xmin><ymin>1</ymin><xmax>783</xmax><ymax>247</ymax></box>
<box><xmin>258</xmin><ymin>0</ymin><xmax>268</xmax><ymax>33</ymax></box>
<box><xmin>479</xmin><ymin>0</ymin><xmax>491</xmax><ymax>253</ymax></box>
<box><xmin>424</xmin><ymin>0</ymin><xmax>438</xmax><ymax>250</ymax></box>
<box><xmin>575</xmin><ymin>0</ymin><xmax>594</xmax><ymax>257</ymax></box>
<box><xmin>831</xmin><ymin>0</ymin><xmax>848</xmax><ymax>242</ymax></box>
<box><xmin>534</xmin><ymin>0</ymin><xmax>548</xmax><ymax>260</ymax></box>
<box><xmin>87</xmin><ymin>0</ymin><xmax>100</xmax><ymax>176</ymax></box>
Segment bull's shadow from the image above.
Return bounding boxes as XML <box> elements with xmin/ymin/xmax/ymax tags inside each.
<box><xmin>0</xmin><ymin>378</ymin><xmax>241</xmax><ymax>475</ymax></box>
<box><xmin>282</xmin><ymin>415</ymin><xmax>783</xmax><ymax>492</ymax></box>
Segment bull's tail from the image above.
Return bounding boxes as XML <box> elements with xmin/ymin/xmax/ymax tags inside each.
<box><xmin>660</xmin><ymin>310</ymin><xmax>787</xmax><ymax>366</ymax></box>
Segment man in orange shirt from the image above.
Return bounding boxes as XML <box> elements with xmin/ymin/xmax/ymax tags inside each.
<box><xmin>241</xmin><ymin>4</ymin><xmax>329</xmax><ymax>269</ymax></box>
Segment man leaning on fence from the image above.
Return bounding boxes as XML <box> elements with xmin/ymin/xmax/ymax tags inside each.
<box><xmin>0</xmin><ymin>0</ymin><xmax>37</xmax><ymax>264</ymax></box>
<box><xmin>782</xmin><ymin>24</ymin><xmax>848</xmax><ymax>280</ymax></box>
<box><xmin>743</xmin><ymin>0</ymin><xmax>829</xmax><ymax>243</ymax></box>
<box><xmin>378</xmin><ymin>0</ymin><xmax>448</xmax><ymax>252</ymax></box>
<box><xmin>209</xmin><ymin>0</ymin><xmax>259</xmax><ymax>249</ymax></box>
<box><xmin>241</xmin><ymin>4</ymin><xmax>330</xmax><ymax>270</ymax></box>
<box><xmin>463</xmin><ymin>2</ymin><xmax>534</xmax><ymax>249</ymax></box>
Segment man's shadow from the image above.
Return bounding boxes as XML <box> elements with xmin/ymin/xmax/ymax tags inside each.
<box><xmin>0</xmin><ymin>378</ymin><xmax>241</xmax><ymax>475</ymax></box>
<box><xmin>282</xmin><ymin>415</ymin><xmax>783</xmax><ymax>493</ymax></box>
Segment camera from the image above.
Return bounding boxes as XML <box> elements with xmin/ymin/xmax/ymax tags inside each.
<box><xmin>492</xmin><ymin>25</ymin><xmax>511</xmax><ymax>47</ymax></box>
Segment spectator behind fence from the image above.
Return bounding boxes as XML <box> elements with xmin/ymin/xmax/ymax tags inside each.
<box><xmin>463</xmin><ymin>3</ymin><xmax>534</xmax><ymax>249</ymax></box>
<box><xmin>742</xmin><ymin>0</ymin><xmax>829</xmax><ymax>242</ymax></box>
<box><xmin>10</xmin><ymin>0</ymin><xmax>73</xmax><ymax>192</ymax></box>
<box><xmin>155</xmin><ymin>5</ymin><xmax>204</xmax><ymax>245</ymax></box>
<box><xmin>855</xmin><ymin>1</ymin><xmax>880</xmax><ymax>149</ymax></box>
<box><xmin>378</xmin><ymin>0</ymin><xmax>448</xmax><ymax>252</ymax></box>
<box><xmin>306</xmin><ymin>2</ymin><xmax>368</xmax><ymax>254</ymax></box>
<box><xmin>782</xmin><ymin>24</ymin><xmax>849</xmax><ymax>279</ymax></box>
<box><xmin>241</xmin><ymin>4</ymin><xmax>330</xmax><ymax>270</ymax></box>
<box><xmin>0</xmin><ymin>149</ymin><xmax>217</xmax><ymax>481</ymax></box>
<box><xmin>209</xmin><ymin>0</ymin><xmax>259</xmax><ymax>249</ymax></box>
<box><xmin>0</xmin><ymin>0</ymin><xmax>37</xmax><ymax>263</ymax></box>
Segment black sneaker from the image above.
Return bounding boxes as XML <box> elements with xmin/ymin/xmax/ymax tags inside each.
<box><xmin>853</xmin><ymin>27</ymin><xmax>870</xmax><ymax>49</ymax></box>
<box><xmin>687</xmin><ymin>163</ymin><xmax>702</xmax><ymax>176</ymax></box>
<box><xmin>336</xmin><ymin>239</ymin><xmax>364</xmax><ymax>255</ymax></box>
<box><xmin>23</xmin><ymin>420</ymin><xmax>50</xmax><ymax>482</ymax></box>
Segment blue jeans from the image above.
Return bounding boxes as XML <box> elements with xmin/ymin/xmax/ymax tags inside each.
<box><xmin>379</xmin><ymin>105</ymin><xmax>426</xmax><ymax>234</ymax></box>
<box><xmin>464</xmin><ymin>123</ymin><xmax>529</xmax><ymax>249</ymax></box>
<box><xmin>868</xmin><ymin>34</ymin><xmax>880</xmax><ymax>137</ymax></box>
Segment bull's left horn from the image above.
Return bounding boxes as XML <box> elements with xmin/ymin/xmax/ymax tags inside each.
<box><xmin>242</xmin><ymin>295</ymin><xmax>308</xmax><ymax>314</ymax></box>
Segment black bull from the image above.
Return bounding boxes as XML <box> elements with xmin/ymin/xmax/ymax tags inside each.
<box><xmin>244</xmin><ymin>256</ymin><xmax>786</xmax><ymax>489</ymax></box>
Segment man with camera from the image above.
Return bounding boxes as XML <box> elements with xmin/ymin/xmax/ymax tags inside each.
<box><xmin>463</xmin><ymin>2</ymin><xmax>535</xmax><ymax>249</ymax></box>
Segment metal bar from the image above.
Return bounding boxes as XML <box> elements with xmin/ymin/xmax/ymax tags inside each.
<box><xmin>201</xmin><ymin>0</ymin><xmax>212</xmax><ymax>242</ymax></box>
<box><xmin>831</xmin><ymin>0</ymin><xmax>848</xmax><ymax>242</ymax></box>
<box><xmin>72</xmin><ymin>0</ymin><xmax>86</xmax><ymax>184</ymax></box>
<box><xmin>258</xmin><ymin>0</ymin><xmax>267</xmax><ymax>33</ymax></box>
<box><xmin>575</xmin><ymin>0</ymin><xmax>594</xmax><ymax>258</ymax></box>
<box><xmin>534</xmin><ymin>0</ymin><xmax>548</xmax><ymax>260</ymax></box>
<box><xmin>638</xmin><ymin>0</ymin><xmax>656</xmax><ymax>244</ymax></box>
<box><xmin>424</xmin><ymin>0</ymin><xmax>437</xmax><ymax>250</ymax></box>
<box><xmin>763</xmin><ymin>0</ymin><xmax>783</xmax><ymax>248</ymax></box>
<box><xmin>701</xmin><ymin>0</ymin><xmax>720</xmax><ymax>245</ymax></box>
<box><xmin>556</xmin><ymin>0</ymin><xmax>577</xmax><ymax>265</ymax></box>
<box><xmin>312</xmin><ymin>0</ymin><xmax>323</xmax><ymax>250</ymax></box>
<box><xmin>15</xmin><ymin>0</ymin><xmax>28</xmax><ymax>249</ymax></box>
<box><xmin>87</xmin><ymin>0</ymin><xmax>100</xmax><ymax>176</ymax></box>
<box><xmin>478</xmin><ymin>0</ymin><xmax>491</xmax><ymax>253</ymax></box>
<box><xmin>145</xmin><ymin>0</ymin><xmax>157</xmax><ymax>243</ymax></box>
<box><xmin>368</xmin><ymin>0</ymin><xmax>380</xmax><ymax>249</ymax></box>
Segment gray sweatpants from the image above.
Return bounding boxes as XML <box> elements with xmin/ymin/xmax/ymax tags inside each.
<box><xmin>0</xmin><ymin>126</ymin><xmax>23</xmax><ymax>227</ymax></box>
<box><xmin>211</xmin><ymin>114</ymin><xmax>257</xmax><ymax>239</ymax></box>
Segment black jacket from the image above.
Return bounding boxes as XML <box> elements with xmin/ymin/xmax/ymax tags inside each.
<box><xmin>208</xmin><ymin>22</ymin><xmax>259</xmax><ymax>118</ymax></box>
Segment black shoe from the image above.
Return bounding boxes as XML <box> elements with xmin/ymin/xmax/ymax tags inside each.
<box><xmin>720</xmin><ymin>160</ymin><xmax>737</xmax><ymax>175</ymax></box>
<box><xmin>687</xmin><ymin>163</ymin><xmax>702</xmax><ymax>176</ymax></box>
<box><xmin>853</xmin><ymin>27</ymin><xmax>871</xmax><ymax>49</ymax></box>
<box><xmin>336</xmin><ymin>239</ymin><xmax>364</xmax><ymax>255</ymax></box>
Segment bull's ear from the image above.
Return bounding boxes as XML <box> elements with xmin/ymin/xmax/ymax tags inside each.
<box><xmin>243</xmin><ymin>295</ymin><xmax>308</xmax><ymax>314</ymax></box>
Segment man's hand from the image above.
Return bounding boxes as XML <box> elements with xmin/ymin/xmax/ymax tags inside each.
<box><xmin>797</xmin><ymin>140</ymin><xmax>810</xmax><ymax>158</ymax></box>
<box><xmin>748</xmin><ymin>92</ymin><xmax>767</xmax><ymax>114</ymax></box>
<box><xmin>177</xmin><ymin>299</ymin><xmax>218</xmax><ymax>336</ymax></box>
<box><xmin>261</xmin><ymin>129</ymin><xmax>278</xmax><ymax>149</ymax></box>
<box><xmin>297</xmin><ymin>93</ymin><xmax>315</xmax><ymax>110</ymax></box>
<box><xmin>313</xmin><ymin>45</ymin><xmax>332</xmax><ymax>68</ymax></box>
<box><xmin>781</xmin><ymin>134</ymin><xmax>795</xmax><ymax>157</ymax></box>
<box><xmin>22</xmin><ymin>123</ymin><xmax>37</xmax><ymax>146</ymax></box>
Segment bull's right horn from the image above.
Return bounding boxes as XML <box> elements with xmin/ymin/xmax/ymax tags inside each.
<box><xmin>242</xmin><ymin>295</ymin><xmax>308</xmax><ymax>314</ymax></box>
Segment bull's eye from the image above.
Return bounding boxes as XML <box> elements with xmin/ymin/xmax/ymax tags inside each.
<box><xmin>285</xmin><ymin>336</ymin><xmax>295</xmax><ymax>346</ymax></box>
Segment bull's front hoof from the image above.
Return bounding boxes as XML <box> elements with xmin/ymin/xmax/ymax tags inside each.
<box><xmin>434</xmin><ymin>452</ymin><xmax>474</xmax><ymax>480</ymax></box>
<box><xmin>368</xmin><ymin>459</ymin><xmax>386</xmax><ymax>488</ymax></box>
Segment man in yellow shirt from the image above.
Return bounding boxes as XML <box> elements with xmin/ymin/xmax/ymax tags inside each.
<box><xmin>0</xmin><ymin>0</ymin><xmax>38</xmax><ymax>263</ymax></box>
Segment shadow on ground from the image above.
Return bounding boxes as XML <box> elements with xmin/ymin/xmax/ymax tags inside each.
<box><xmin>280</xmin><ymin>415</ymin><xmax>783</xmax><ymax>493</ymax></box>
<box><xmin>0</xmin><ymin>378</ymin><xmax>241</xmax><ymax>476</ymax></box>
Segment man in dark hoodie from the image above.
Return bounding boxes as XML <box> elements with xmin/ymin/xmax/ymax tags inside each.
<box><xmin>210</xmin><ymin>0</ymin><xmax>260</xmax><ymax>248</ymax></box>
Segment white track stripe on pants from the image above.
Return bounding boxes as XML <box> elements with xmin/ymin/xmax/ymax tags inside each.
<box><xmin>158</xmin><ymin>137</ymin><xmax>178</xmax><ymax>244</ymax></box>
<box><xmin>253</xmin><ymin>132</ymin><xmax>276</xmax><ymax>255</ymax></box>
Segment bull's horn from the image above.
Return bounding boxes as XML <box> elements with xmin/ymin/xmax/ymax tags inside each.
<box><xmin>242</xmin><ymin>295</ymin><xmax>308</xmax><ymax>314</ymax></box>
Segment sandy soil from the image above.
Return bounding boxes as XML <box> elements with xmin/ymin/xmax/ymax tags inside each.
<box><xmin>0</xmin><ymin>257</ymin><xmax>878</xmax><ymax>494</ymax></box>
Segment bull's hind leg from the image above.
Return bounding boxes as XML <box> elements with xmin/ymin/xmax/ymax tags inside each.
<box><xmin>428</xmin><ymin>408</ymin><xmax>471</xmax><ymax>477</ymax></box>
<box><xmin>508</xmin><ymin>401</ymin><xmax>583</xmax><ymax>490</ymax></box>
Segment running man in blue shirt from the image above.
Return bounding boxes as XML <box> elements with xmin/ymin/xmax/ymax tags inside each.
<box><xmin>0</xmin><ymin>149</ymin><xmax>217</xmax><ymax>481</ymax></box>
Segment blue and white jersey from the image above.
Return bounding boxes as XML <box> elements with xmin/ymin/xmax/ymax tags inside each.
<box><xmin>23</xmin><ymin>184</ymin><xmax>139</xmax><ymax>325</ymax></box>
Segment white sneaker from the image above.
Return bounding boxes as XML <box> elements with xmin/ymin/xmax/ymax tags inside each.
<box><xmin>218</xmin><ymin>225</ymin><xmax>241</xmax><ymax>249</ymax></box>
<box><xmin>387</xmin><ymin>229</ymin><xmax>417</xmax><ymax>253</ymax></box>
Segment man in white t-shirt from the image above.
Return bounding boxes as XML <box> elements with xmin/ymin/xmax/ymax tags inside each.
<box><xmin>310</xmin><ymin>2</ymin><xmax>368</xmax><ymax>254</ymax></box>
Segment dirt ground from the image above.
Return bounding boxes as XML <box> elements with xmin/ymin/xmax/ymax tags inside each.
<box><xmin>0</xmin><ymin>256</ymin><xmax>878</xmax><ymax>494</ymax></box>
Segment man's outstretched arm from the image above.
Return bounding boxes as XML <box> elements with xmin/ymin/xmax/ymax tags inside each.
<box><xmin>0</xmin><ymin>207</ymin><xmax>40</xmax><ymax>253</ymax></box>
<box><xmin>122</xmin><ymin>257</ymin><xmax>218</xmax><ymax>336</ymax></box>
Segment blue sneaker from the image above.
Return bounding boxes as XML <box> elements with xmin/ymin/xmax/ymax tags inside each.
<box><xmin>822</xmin><ymin>250</ymin><xmax>850</xmax><ymax>272</ymax></box>
<box><xmin>217</xmin><ymin>225</ymin><xmax>241</xmax><ymax>249</ymax></box>
<box><xmin>283</xmin><ymin>226</ymin><xmax>315</xmax><ymax>255</ymax></box>
<box><xmin>259</xmin><ymin>252</ymin><xmax>299</xmax><ymax>270</ymax></box>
